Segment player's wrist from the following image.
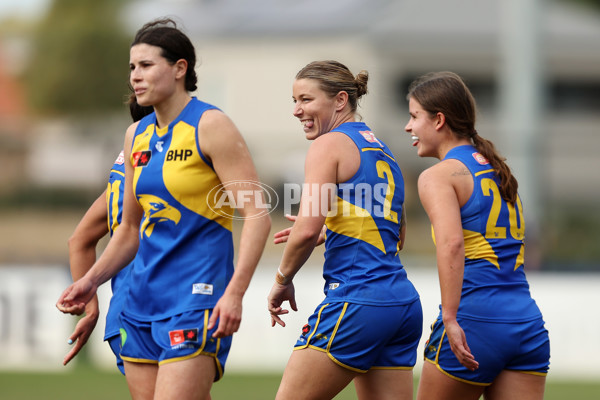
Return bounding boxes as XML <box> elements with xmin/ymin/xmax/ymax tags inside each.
<box><xmin>275</xmin><ymin>267</ymin><xmax>292</xmax><ymax>285</ymax></box>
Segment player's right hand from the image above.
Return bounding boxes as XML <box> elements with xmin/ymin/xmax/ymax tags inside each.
<box><xmin>56</xmin><ymin>277</ymin><xmax>97</xmax><ymax>315</ymax></box>
<box><xmin>273</xmin><ymin>214</ymin><xmax>325</xmax><ymax>246</ymax></box>
<box><xmin>445</xmin><ymin>319</ymin><xmax>479</xmax><ymax>371</ymax></box>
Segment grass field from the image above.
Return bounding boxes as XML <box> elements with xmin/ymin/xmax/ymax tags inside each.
<box><xmin>1</xmin><ymin>366</ymin><xmax>599</xmax><ymax>399</ymax></box>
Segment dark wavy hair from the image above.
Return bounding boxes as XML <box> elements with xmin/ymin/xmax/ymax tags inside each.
<box><xmin>131</xmin><ymin>18</ymin><xmax>197</xmax><ymax>92</ymax></box>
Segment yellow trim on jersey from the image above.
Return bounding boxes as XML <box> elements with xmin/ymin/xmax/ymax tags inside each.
<box><xmin>326</xmin><ymin>196</ymin><xmax>386</xmax><ymax>254</ymax></box>
<box><xmin>431</xmin><ymin>226</ymin><xmax>500</xmax><ymax>269</ymax></box>
<box><xmin>463</xmin><ymin>229</ymin><xmax>500</xmax><ymax>269</ymax></box>
<box><xmin>515</xmin><ymin>243</ymin><xmax>525</xmax><ymax>271</ymax></box>
<box><xmin>131</xmin><ymin>124</ymin><xmax>154</xmax><ymax>196</ymax></box>
<box><xmin>361</xmin><ymin>147</ymin><xmax>396</xmax><ymax>163</ymax></box>
<box><xmin>474</xmin><ymin>168</ymin><xmax>495</xmax><ymax>177</ymax></box>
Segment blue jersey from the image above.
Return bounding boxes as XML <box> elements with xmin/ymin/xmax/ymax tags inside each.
<box><xmin>127</xmin><ymin>98</ymin><xmax>234</xmax><ymax>320</ymax></box>
<box><xmin>104</xmin><ymin>150</ymin><xmax>132</xmax><ymax>340</ymax></box>
<box><xmin>441</xmin><ymin>145</ymin><xmax>541</xmax><ymax>322</ymax></box>
<box><xmin>322</xmin><ymin>122</ymin><xmax>419</xmax><ymax>306</ymax></box>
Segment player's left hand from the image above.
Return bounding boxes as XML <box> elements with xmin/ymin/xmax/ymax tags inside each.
<box><xmin>208</xmin><ymin>291</ymin><xmax>243</xmax><ymax>338</ymax></box>
<box><xmin>267</xmin><ymin>281</ymin><xmax>297</xmax><ymax>327</ymax></box>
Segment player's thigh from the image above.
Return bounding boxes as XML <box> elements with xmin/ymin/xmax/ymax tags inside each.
<box><xmin>154</xmin><ymin>354</ymin><xmax>215</xmax><ymax>400</ymax></box>
<box><xmin>354</xmin><ymin>368</ymin><xmax>413</xmax><ymax>400</ymax></box>
<box><xmin>277</xmin><ymin>348</ymin><xmax>356</xmax><ymax>400</ymax></box>
<box><xmin>484</xmin><ymin>370</ymin><xmax>546</xmax><ymax>400</ymax></box>
<box><xmin>416</xmin><ymin>360</ymin><xmax>484</xmax><ymax>400</ymax></box>
<box><xmin>123</xmin><ymin>361</ymin><xmax>158</xmax><ymax>400</ymax></box>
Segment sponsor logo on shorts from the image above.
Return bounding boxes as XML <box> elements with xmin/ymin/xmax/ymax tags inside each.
<box><xmin>328</xmin><ymin>283</ymin><xmax>340</xmax><ymax>290</ymax></box>
<box><xmin>192</xmin><ymin>283</ymin><xmax>213</xmax><ymax>295</ymax></box>
<box><xmin>169</xmin><ymin>328</ymin><xmax>199</xmax><ymax>347</ymax></box>
<box><xmin>301</xmin><ymin>324</ymin><xmax>311</xmax><ymax>336</ymax></box>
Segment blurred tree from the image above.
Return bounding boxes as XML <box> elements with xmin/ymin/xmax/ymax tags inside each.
<box><xmin>24</xmin><ymin>0</ymin><xmax>131</xmax><ymax>116</ymax></box>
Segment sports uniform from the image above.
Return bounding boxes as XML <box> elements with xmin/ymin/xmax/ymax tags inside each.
<box><xmin>103</xmin><ymin>150</ymin><xmax>131</xmax><ymax>375</ymax></box>
<box><xmin>119</xmin><ymin>98</ymin><xmax>234</xmax><ymax>380</ymax></box>
<box><xmin>294</xmin><ymin>122</ymin><xmax>422</xmax><ymax>372</ymax></box>
<box><xmin>423</xmin><ymin>144</ymin><xmax>550</xmax><ymax>384</ymax></box>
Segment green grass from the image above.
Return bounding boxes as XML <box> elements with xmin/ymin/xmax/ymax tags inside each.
<box><xmin>0</xmin><ymin>366</ymin><xmax>598</xmax><ymax>399</ymax></box>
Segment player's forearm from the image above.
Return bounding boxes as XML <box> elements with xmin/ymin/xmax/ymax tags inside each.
<box><xmin>437</xmin><ymin>244</ymin><xmax>464</xmax><ymax>323</ymax></box>
<box><xmin>225</xmin><ymin>214</ymin><xmax>271</xmax><ymax>297</ymax></box>
<box><xmin>86</xmin><ymin>223</ymin><xmax>139</xmax><ymax>287</ymax></box>
<box><xmin>277</xmin><ymin>219</ymin><xmax>322</xmax><ymax>282</ymax></box>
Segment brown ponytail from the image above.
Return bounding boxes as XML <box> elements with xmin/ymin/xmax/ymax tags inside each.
<box><xmin>407</xmin><ymin>71</ymin><xmax>518</xmax><ymax>204</ymax></box>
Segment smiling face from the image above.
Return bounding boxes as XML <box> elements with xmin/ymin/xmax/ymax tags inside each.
<box><xmin>405</xmin><ymin>97</ymin><xmax>443</xmax><ymax>159</ymax></box>
<box><xmin>129</xmin><ymin>43</ymin><xmax>182</xmax><ymax>107</ymax></box>
<box><xmin>292</xmin><ymin>78</ymin><xmax>341</xmax><ymax>140</ymax></box>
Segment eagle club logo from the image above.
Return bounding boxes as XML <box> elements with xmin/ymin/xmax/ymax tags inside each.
<box><xmin>169</xmin><ymin>328</ymin><xmax>199</xmax><ymax>347</ymax></box>
<box><xmin>132</xmin><ymin>150</ymin><xmax>152</xmax><ymax>167</ymax></box>
<box><xmin>137</xmin><ymin>194</ymin><xmax>181</xmax><ymax>238</ymax></box>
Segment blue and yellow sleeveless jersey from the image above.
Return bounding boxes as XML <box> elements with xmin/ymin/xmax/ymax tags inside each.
<box><xmin>104</xmin><ymin>150</ymin><xmax>131</xmax><ymax>339</ymax></box>
<box><xmin>322</xmin><ymin>122</ymin><xmax>419</xmax><ymax>306</ymax></box>
<box><xmin>441</xmin><ymin>145</ymin><xmax>541</xmax><ymax>322</ymax></box>
<box><xmin>127</xmin><ymin>98</ymin><xmax>234</xmax><ymax>320</ymax></box>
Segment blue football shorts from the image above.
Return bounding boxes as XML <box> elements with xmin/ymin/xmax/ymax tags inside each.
<box><xmin>423</xmin><ymin>315</ymin><xmax>550</xmax><ymax>385</ymax></box>
<box><xmin>294</xmin><ymin>299</ymin><xmax>423</xmax><ymax>373</ymax></box>
<box><xmin>107</xmin><ymin>334</ymin><xmax>125</xmax><ymax>375</ymax></box>
<box><xmin>119</xmin><ymin>309</ymin><xmax>232</xmax><ymax>381</ymax></box>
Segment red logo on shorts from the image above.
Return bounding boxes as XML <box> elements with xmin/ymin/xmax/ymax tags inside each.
<box><xmin>169</xmin><ymin>328</ymin><xmax>199</xmax><ymax>346</ymax></box>
<box><xmin>301</xmin><ymin>324</ymin><xmax>311</xmax><ymax>336</ymax></box>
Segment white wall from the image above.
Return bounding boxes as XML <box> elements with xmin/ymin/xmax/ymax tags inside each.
<box><xmin>1</xmin><ymin>263</ymin><xmax>599</xmax><ymax>381</ymax></box>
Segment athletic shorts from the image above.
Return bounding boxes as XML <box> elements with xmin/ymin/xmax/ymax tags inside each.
<box><xmin>294</xmin><ymin>299</ymin><xmax>423</xmax><ymax>373</ymax></box>
<box><xmin>119</xmin><ymin>309</ymin><xmax>232</xmax><ymax>381</ymax></box>
<box><xmin>423</xmin><ymin>315</ymin><xmax>550</xmax><ymax>385</ymax></box>
<box><xmin>107</xmin><ymin>334</ymin><xmax>125</xmax><ymax>375</ymax></box>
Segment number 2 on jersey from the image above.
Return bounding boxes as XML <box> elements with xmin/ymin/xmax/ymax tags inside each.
<box><xmin>376</xmin><ymin>160</ymin><xmax>398</xmax><ymax>223</ymax></box>
<box><xmin>481</xmin><ymin>178</ymin><xmax>525</xmax><ymax>240</ymax></box>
